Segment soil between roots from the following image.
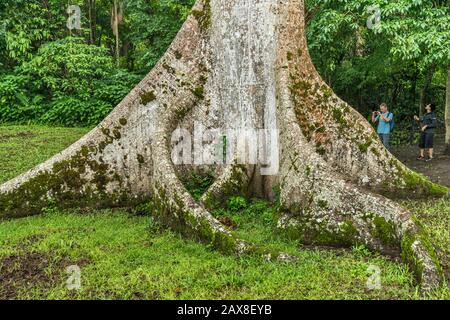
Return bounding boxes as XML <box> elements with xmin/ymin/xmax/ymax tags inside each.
<box><xmin>392</xmin><ymin>134</ymin><xmax>450</xmax><ymax>188</ymax></box>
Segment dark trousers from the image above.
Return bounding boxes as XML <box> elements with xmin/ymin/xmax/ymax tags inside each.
<box><xmin>378</xmin><ymin>133</ymin><xmax>390</xmax><ymax>150</ymax></box>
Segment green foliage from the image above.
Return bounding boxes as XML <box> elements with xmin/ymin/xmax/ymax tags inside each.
<box><xmin>227</xmin><ymin>196</ymin><xmax>248</xmax><ymax>212</ymax></box>
<box><xmin>40</xmin><ymin>98</ymin><xmax>112</xmax><ymax>127</ymax></box>
<box><xmin>133</xmin><ymin>201</ymin><xmax>155</xmax><ymax>216</ymax></box>
<box><xmin>0</xmin><ymin>0</ymin><xmax>193</xmax><ymax>126</ymax></box>
<box><xmin>0</xmin><ymin>73</ymin><xmax>42</xmax><ymax>122</ymax></box>
<box><xmin>306</xmin><ymin>0</ymin><xmax>449</xmax><ymax>123</ymax></box>
<box><xmin>212</xmin><ymin>198</ymin><xmax>277</xmax><ymax>231</ymax></box>
<box><xmin>0</xmin><ymin>0</ymin><xmax>58</xmax><ymax>64</ymax></box>
<box><xmin>372</xmin><ymin>216</ymin><xmax>397</xmax><ymax>245</ymax></box>
<box><xmin>21</xmin><ymin>37</ymin><xmax>114</xmax><ymax>95</ymax></box>
<box><xmin>126</xmin><ymin>0</ymin><xmax>194</xmax><ymax>68</ymax></box>
<box><xmin>0</xmin><ymin>0</ymin><xmax>447</xmax><ymax>131</ymax></box>
<box><xmin>351</xmin><ymin>244</ymin><xmax>373</xmax><ymax>258</ymax></box>
<box><xmin>390</xmin><ymin>129</ymin><xmax>420</xmax><ymax>146</ymax></box>
<box><xmin>379</xmin><ymin>0</ymin><xmax>450</xmax><ymax>68</ymax></box>
<box><xmin>181</xmin><ymin>171</ymin><xmax>215</xmax><ymax>201</ymax></box>
<box><xmin>0</xmin><ymin>37</ymin><xmax>140</xmax><ymax>126</ymax></box>
<box><xmin>307</xmin><ymin>0</ymin><xmax>450</xmax><ymax>69</ymax></box>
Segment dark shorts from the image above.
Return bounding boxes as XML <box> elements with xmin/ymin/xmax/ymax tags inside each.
<box><xmin>419</xmin><ymin>132</ymin><xmax>434</xmax><ymax>149</ymax></box>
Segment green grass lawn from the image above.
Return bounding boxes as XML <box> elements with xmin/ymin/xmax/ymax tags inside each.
<box><xmin>0</xmin><ymin>125</ymin><xmax>90</xmax><ymax>183</ymax></box>
<box><xmin>0</xmin><ymin>125</ymin><xmax>449</xmax><ymax>300</ymax></box>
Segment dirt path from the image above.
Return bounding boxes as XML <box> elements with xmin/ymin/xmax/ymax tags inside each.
<box><xmin>392</xmin><ymin>134</ymin><xmax>450</xmax><ymax>188</ymax></box>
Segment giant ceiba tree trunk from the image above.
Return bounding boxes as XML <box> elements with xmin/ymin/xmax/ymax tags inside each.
<box><xmin>1</xmin><ymin>0</ymin><xmax>448</xmax><ymax>290</ymax></box>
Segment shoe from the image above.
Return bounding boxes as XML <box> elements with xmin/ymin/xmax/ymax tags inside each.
<box><xmin>416</xmin><ymin>156</ymin><xmax>425</xmax><ymax>161</ymax></box>
<box><xmin>425</xmin><ymin>157</ymin><xmax>433</xmax><ymax>162</ymax></box>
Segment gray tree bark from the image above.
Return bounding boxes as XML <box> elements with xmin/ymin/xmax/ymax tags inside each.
<box><xmin>1</xmin><ymin>0</ymin><xmax>448</xmax><ymax>290</ymax></box>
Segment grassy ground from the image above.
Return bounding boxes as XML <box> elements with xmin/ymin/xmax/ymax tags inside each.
<box><xmin>0</xmin><ymin>125</ymin><xmax>449</xmax><ymax>300</ymax></box>
<box><xmin>0</xmin><ymin>125</ymin><xmax>90</xmax><ymax>183</ymax></box>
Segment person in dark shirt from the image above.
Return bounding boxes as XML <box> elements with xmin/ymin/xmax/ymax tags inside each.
<box><xmin>414</xmin><ymin>103</ymin><xmax>437</xmax><ymax>162</ymax></box>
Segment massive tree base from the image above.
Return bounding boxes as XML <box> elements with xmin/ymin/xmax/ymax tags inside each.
<box><xmin>1</xmin><ymin>0</ymin><xmax>448</xmax><ymax>291</ymax></box>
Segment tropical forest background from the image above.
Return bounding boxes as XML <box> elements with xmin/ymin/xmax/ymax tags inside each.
<box><xmin>0</xmin><ymin>0</ymin><xmax>449</xmax><ymax>146</ymax></box>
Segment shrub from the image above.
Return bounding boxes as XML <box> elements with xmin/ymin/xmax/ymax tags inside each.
<box><xmin>227</xmin><ymin>196</ymin><xmax>248</xmax><ymax>212</ymax></box>
<box><xmin>0</xmin><ymin>73</ymin><xmax>43</xmax><ymax>123</ymax></box>
<box><xmin>0</xmin><ymin>37</ymin><xmax>140</xmax><ymax>127</ymax></box>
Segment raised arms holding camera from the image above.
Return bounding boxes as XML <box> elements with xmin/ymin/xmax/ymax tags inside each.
<box><xmin>372</xmin><ymin>103</ymin><xmax>394</xmax><ymax>149</ymax></box>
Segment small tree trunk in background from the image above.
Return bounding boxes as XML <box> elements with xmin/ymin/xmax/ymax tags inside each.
<box><xmin>115</xmin><ymin>0</ymin><xmax>120</xmax><ymax>67</ymax></box>
<box><xmin>411</xmin><ymin>74</ymin><xmax>417</xmax><ymax>107</ymax></box>
<box><xmin>408</xmin><ymin>74</ymin><xmax>418</xmax><ymax>143</ymax></box>
<box><xmin>355</xmin><ymin>27</ymin><xmax>364</xmax><ymax>57</ymax></box>
<box><xmin>445</xmin><ymin>62</ymin><xmax>450</xmax><ymax>154</ymax></box>
<box><xmin>419</xmin><ymin>65</ymin><xmax>435</xmax><ymax>117</ymax></box>
<box><xmin>87</xmin><ymin>0</ymin><xmax>97</xmax><ymax>45</ymax></box>
<box><xmin>111</xmin><ymin>0</ymin><xmax>121</xmax><ymax>67</ymax></box>
<box><xmin>88</xmin><ymin>0</ymin><xmax>93</xmax><ymax>44</ymax></box>
<box><xmin>92</xmin><ymin>0</ymin><xmax>97</xmax><ymax>44</ymax></box>
<box><xmin>97</xmin><ymin>28</ymin><xmax>102</xmax><ymax>47</ymax></box>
